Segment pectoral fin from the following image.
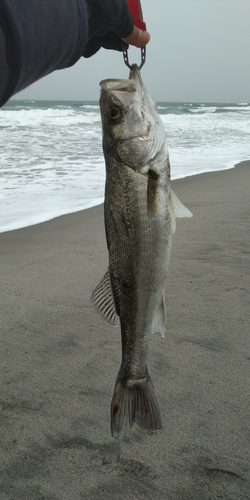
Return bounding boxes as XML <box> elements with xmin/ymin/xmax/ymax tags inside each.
<box><xmin>152</xmin><ymin>295</ymin><xmax>166</xmax><ymax>337</ymax></box>
<box><xmin>169</xmin><ymin>189</ymin><xmax>193</xmax><ymax>234</ymax></box>
<box><xmin>91</xmin><ymin>270</ymin><xmax>119</xmax><ymax>326</ymax></box>
<box><xmin>147</xmin><ymin>169</ymin><xmax>160</xmax><ymax>218</ymax></box>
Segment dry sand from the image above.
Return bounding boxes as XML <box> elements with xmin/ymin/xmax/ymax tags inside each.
<box><xmin>0</xmin><ymin>161</ymin><xmax>249</xmax><ymax>500</ymax></box>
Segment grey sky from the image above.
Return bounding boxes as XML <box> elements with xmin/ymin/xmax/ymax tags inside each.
<box><xmin>13</xmin><ymin>0</ymin><xmax>250</xmax><ymax>103</ymax></box>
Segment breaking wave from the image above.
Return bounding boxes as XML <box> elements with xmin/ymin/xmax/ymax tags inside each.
<box><xmin>0</xmin><ymin>100</ymin><xmax>249</xmax><ymax>232</ymax></box>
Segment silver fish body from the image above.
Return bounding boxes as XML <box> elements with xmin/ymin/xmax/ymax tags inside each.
<box><xmin>92</xmin><ymin>65</ymin><xmax>192</xmax><ymax>438</ymax></box>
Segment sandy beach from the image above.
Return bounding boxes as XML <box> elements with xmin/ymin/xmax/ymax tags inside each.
<box><xmin>0</xmin><ymin>161</ymin><xmax>249</xmax><ymax>500</ymax></box>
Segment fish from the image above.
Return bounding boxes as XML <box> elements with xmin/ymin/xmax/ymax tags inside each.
<box><xmin>91</xmin><ymin>64</ymin><xmax>192</xmax><ymax>438</ymax></box>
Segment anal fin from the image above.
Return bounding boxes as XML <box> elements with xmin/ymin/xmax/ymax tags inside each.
<box><xmin>152</xmin><ymin>294</ymin><xmax>166</xmax><ymax>337</ymax></box>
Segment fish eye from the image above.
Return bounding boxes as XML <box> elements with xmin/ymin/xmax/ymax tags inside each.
<box><xmin>109</xmin><ymin>107</ymin><xmax>120</xmax><ymax>120</ymax></box>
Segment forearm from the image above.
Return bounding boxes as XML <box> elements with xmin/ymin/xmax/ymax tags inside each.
<box><xmin>0</xmin><ymin>0</ymin><xmax>88</xmax><ymax>106</ymax></box>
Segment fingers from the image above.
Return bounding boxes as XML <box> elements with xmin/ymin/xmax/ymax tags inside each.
<box><xmin>122</xmin><ymin>26</ymin><xmax>150</xmax><ymax>48</ymax></box>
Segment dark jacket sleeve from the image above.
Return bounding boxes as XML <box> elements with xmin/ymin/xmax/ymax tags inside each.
<box><xmin>0</xmin><ymin>0</ymin><xmax>88</xmax><ymax>106</ymax></box>
<box><xmin>0</xmin><ymin>0</ymin><xmax>134</xmax><ymax>107</ymax></box>
<box><xmin>84</xmin><ymin>0</ymin><xmax>134</xmax><ymax>58</ymax></box>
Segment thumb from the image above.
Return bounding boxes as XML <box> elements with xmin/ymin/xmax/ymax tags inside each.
<box><xmin>122</xmin><ymin>26</ymin><xmax>150</xmax><ymax>48</ymax></box>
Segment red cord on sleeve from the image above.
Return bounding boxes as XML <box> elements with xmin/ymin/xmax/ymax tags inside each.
<box><xmin>127</xmin><ymin>0</ymin><xmax>146</xmax><ymax>30</ymax></box>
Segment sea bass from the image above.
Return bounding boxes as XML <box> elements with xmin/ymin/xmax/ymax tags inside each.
<box><xmin>92</xmin><ymin>65</ymin><xmax>192</xmax><ymax>438</ymax></box>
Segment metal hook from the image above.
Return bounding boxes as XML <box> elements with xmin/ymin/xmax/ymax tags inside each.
<box><xmin>122</xmin><ymin>42</ymin><xmax>146</xmax><ymax>70</ymax></box>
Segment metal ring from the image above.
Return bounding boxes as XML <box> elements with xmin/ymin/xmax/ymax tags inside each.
<box><xmin>122</xmin><ymin>42</ymin><xmax>146</xmax><ymax>70</ymax></box>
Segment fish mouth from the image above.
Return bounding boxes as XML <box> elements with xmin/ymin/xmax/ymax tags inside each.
<box><xmin>99</xmin><ymin>78</ymin><xmax>136</xmax><ymax>94</ymax></box>
<box><xmin>99</xmin><ymin>77</ymin><xmax>138</xmax><ymax>107</ymax></box>
<box><xmin>100</xmin><ymin>65</ymin><xmax>141</xmax><ymax>90</ymax></box>
<box><xmin>99</xmin><ymin>65</ymin><xmax>142</xmax><ymax>100</ymax></box>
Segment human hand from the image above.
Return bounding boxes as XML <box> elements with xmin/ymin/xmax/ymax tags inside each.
<box><xmin>83</xmin><ymin>26</ymin><xmax>150</xmax><ymax>58</ymax></box>
<box><xmin>122</xmin><ymin>26</ymin><xmax>150</xmax><ymax>48</ymax></box>
<box><xmin>83</xmin><ymin>0</ymin><xmax>150</xmax><ymax>58</ymax></box>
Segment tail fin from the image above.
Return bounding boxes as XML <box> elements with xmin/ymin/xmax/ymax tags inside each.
<box><xmin>111</xmin><ymin>374</ymin><xmax>162</xmax><ymax>438</ymax></box>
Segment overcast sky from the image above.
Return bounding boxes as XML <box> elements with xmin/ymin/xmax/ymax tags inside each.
<box><xmin>13</xmin><ymin>0</ymin><xmax>250</xmax><ymax>103</ymax></box>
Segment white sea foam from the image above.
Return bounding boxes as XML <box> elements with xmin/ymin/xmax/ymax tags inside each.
<box><xmin>0</xmin><ymin>101</ymin><xmax>249</xmax><ymax>233</ymax></box>
<box><xmin>189</xmin><ymin>106</ymin><xmax>217</xmax><ymax>113</ymax></box>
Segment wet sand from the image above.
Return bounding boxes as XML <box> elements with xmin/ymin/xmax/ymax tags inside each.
<box><xmin>0</xmin><ymin>161</ymin><xmax>249</xmax><ymax>499</ymax></box>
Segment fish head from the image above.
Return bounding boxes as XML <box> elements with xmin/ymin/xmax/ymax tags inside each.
<box><xmin>99</xmin><ymin>65</ymin><xmax>166</xmax><ymax>171</ymax></box>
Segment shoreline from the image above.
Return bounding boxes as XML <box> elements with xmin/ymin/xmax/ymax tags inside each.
<box><xmin>1</xmin><ymin>159</ymin><xmax>249</xmax><ymax>235</ymax></box>
<box><xmin>0</xmin><ymin>160</ymin><xmax>249</xmax><ymax>499</ymax></box>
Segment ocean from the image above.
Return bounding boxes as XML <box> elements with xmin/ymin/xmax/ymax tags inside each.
<box><xmin>0</xmin><ymin>100</ymin><xmax>249</xmax><ymax>233</ymax></box>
